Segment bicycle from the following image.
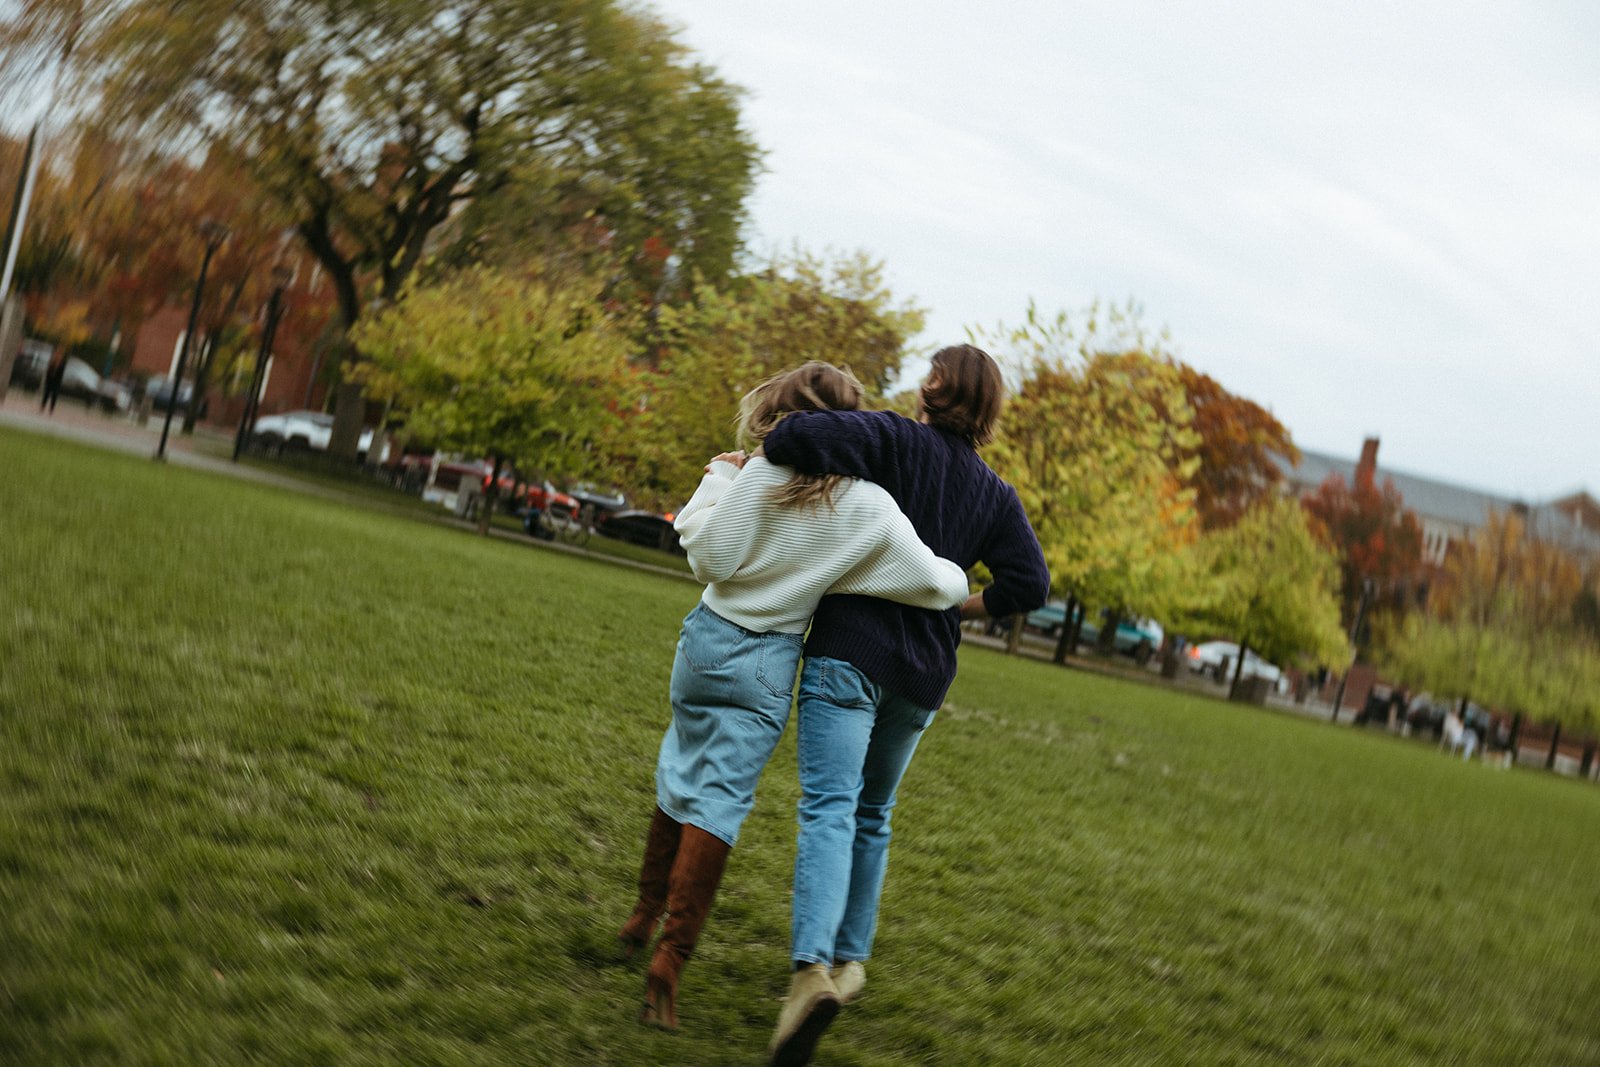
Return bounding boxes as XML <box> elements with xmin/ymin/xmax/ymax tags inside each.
<box><xmin>538</xmin><ymin>502</ymin><xmax>594</xmax><ymax>547</ymax></box>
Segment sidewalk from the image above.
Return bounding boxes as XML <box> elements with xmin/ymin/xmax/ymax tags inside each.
<box><xmin>0</xmin><ymin>388</ymin><xmax>312</xmax><ymax>492</ymax></box>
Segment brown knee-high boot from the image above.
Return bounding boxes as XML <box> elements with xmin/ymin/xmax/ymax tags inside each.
<box><xmin>640</xmin><ymin>824</ymin><xmax>730</xmax><ymax>1031</ymax></box>
<box><xmin>619</xmin><ymin>807</ymin><xmax>682</xmax><ymax>958</ymax></box>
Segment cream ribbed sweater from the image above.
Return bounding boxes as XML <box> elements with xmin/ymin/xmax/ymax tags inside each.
<box><xmin>673</xmin><ymin>457</ymin><xmax>969</xmax><ymax>634</ymax></box>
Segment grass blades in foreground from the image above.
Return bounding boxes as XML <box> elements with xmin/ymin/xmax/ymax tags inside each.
<box><xmin>1</xmin><ymin>426</ymin><xmax>1597</xmax><ymax>1065</ymax></box>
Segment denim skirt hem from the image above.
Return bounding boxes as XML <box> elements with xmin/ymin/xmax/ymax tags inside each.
<box><xmin>654</xmin><ymin>602</ymin><xmax>803</xmax><ymax>847</ymax></box>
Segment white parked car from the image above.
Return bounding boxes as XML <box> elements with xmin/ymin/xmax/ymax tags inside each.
<box><xmin>253</xmin><ymin>410</ymin><xmax>335</xmax><ymax>451</ymax></box>
<box><xmin>1185</xmin><ymin>640</ymin><xmax>1286</xmax><ymax>690</ymax></box>
<box><xmin>252</xmin><ymin>410</ymin><xmax>384</xmax><ymax>460</ymax></box>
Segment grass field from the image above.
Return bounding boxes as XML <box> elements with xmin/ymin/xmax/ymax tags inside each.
<box><xmin>2</xmin><ymin>425</ymin><xmax>1597</xmax><ymax>1066</ymax></box>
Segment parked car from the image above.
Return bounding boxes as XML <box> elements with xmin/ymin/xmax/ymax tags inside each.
<box><xmin>520</xmin><ymin>481</ymin><xmax>581</xmax><ymax>539</ymax></box>
<box><xmin>144</xmin><ymin>375</ymin><xmax>208</xmax><ymax>419</ymax></box>
<box><xmin>95</xmin><ymin>374</ymin><xmax>133</xmax><ymax>413</ymax></box>
<box><xmin>53</xmin><ymin>357</ymin><xmax>131</xmax><ymax>412</ymax></box>
<box><xmin>251</xmin><ymin>409</ymin><xmax>384</xmax><ymax>460</ymax></box>
<box><xmin>1186</xmin><ymin>640</ymin><xmax>1286</xmax><ymax>690</ymax></box>
<box><xmin>596</xmin><ymin>509</ymin><xmax>681</xmax><ymax>552</ymax></box>
<box><xmin>524</xmin><ymin>480</ymin><xmax>579</xmax><ymax>516</ymax></box>
<box><xmin>1021</xmin><ymin>602</ymin><xmax>1163</xmax><ymax>663</ymax></box>
<box><xmin>567</xmin><ymin>481</ymin><xmax>628</xmax><ymax>517</ymax></box>
<box><xmin>252</xmin><ymin>410</ymin><xmax>335</xmax><ymax>451</ymax></box>
<box><xmin>7</xmin><ymin>339</ymin><xmax>52</xmax><ymax>389</ymax></box>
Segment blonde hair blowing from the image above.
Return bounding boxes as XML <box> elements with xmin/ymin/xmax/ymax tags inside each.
<box><xmin>737</xmin><ymin>361</ymin><xmax>864</xmax><ymax>510</ymax></box>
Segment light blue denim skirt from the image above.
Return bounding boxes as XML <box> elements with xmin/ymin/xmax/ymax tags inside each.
<box><xmin>655</xmin><ymin>602</ymin><xmax>803</xmax><ymax>846</ymax></box>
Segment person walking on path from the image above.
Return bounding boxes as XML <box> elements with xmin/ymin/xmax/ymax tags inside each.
<box><xmin>39</xmin><ymin>354</ymin><xmax>65</xmax><ymax>413</ymax></box>
<box><xmin>759</xmin><ymin>344</ymin><xmax>1049</xmax><ymax>1067</ymax></box>
<box><xmin>618</xmin><ymin>362</ymin><xmax>971</xmax><ymax>1033</ymax></box>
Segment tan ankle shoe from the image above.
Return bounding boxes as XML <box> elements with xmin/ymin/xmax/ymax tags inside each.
<box><xmin>768</xmin><ymin>964</ymin><xmax>841</xmax><ymax>1066</ymax></box>
<box><xmin>830</xmin><ymin>961</ymin><xmax>865</xmax><ymax>1004</ymax></box>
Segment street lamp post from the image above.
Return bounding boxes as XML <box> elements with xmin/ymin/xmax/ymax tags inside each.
<box><xmin>155</xmin><ymin>220</ymin><xmax>230</xmax><ymax>462</ymax></box>
<box><xmin>233</xmin><ymin>266</ymin><xmax>293</xmax><ymax>462</ymax></box>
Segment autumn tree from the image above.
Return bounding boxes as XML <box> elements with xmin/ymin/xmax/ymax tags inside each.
<box><xmin>976</xmin><ymin>300</ymin><xmax>1200</xmax><ymax>660</ymax></box>
<box><xmin>1301</xmin><ymin>466</ymin><xmax>1424</xmax><ymax>645</ymax></box>
<box><xmin>1384</xmin><ymin>512</ymin><xmax>1600</xmax><ymax>731</ymax></box>
<box><xmin>5</xmin><ymin>135</ymin><xmax>340</xmax><ymax>422</ymax></box>
<box><xmin>1176</xmin><ymin>496</ymin><xmax>1349</xmax><ymax>695</ymax></box>
<box><xmin>1176</xmin><ymin>364</ymin><xmax>1298</xmax><ymax>529</ymax></box>
<box><xmin>626</xmin><ymin>249</ymin><xmax>926</xmax><ymax>506</ymax></box>
<box><xmin>6</xmin><ymin>0</ymin><xmax>760</xmax><ymax>458</ymax></box>
<box><xmin>353</xmin><ymin>264</ymin><xmax>635</xmax><ymax>532</ymax></box>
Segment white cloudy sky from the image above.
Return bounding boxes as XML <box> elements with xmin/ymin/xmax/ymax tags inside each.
<box><xmin>652</xmin><ymin>0</ymin><xmax>1599</xmax><ymax>501</ymax></box>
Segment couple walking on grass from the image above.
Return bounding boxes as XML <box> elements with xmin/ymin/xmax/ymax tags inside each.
<box><xmin>615</xmin><ymin>345</ymin><xmax>1050</xmax><ymax>1065</ymax></box>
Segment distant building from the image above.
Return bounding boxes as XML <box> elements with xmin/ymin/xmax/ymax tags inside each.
<box><xmin>1282</xmin><ymin>437</ymin><xmax>1600</xmax><ymax>564</ymax></box>
<box><xmin>128</xmin><ymin>303</ymin><xmax>326</xmax><ymax>422</ymax></box>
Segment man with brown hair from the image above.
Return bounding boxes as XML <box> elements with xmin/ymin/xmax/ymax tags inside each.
<box><xmin>760</xmin><ymin>344</ymin><xmax>1049</xmax><ymax>1065</ymax></box>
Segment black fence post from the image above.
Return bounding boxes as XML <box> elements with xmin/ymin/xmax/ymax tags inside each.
<box><xmin>1545</xmin><ymin>722</ymin><xmax>1562</xmax><ymax>771</ymax></box>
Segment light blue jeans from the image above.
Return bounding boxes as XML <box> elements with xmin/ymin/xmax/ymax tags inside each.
<box><xmin>790</xmin><ymin>656</ymin><xmax>937</xmax><ymax>966</ymax></box>
<box><xmin>656</xmin><ymin>603</ymin><xmax>803</xmax><ymax>846</ymax></box>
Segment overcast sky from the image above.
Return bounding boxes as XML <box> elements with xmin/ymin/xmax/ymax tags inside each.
<box><xmin>652</xmin><ymin>0</ymin><xmax>1598</xmax><ymax>502</ymax></box>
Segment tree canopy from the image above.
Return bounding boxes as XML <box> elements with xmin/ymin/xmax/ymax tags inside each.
<box><xmin>1383</xmin><ymin>512</ymin><xmax>1600</xmax><ymax>730</ymax></box>
<box><xmin>624</xmin><ymin>249</ymin><xmax>926</xmax><ymax>506</ymax></box>
<box><xmin>1179</xmin><ymin>496</ymin><xmax>1349</xmax><ymax>671</ymax></box>
<box><xmin>7</xmin><ymin>0</ymin><xmax>760</xmax><ymax>328</ymax></box>
<box><xmin>1301</xmin><ymin>466</ymin><xmax>1424</xmax><ymax>639</ymax></box>
<box><xmin>1177</xmin><ymin>364</ymin><xmax>1298</xmax><ymax>530</ymax></box>
<box><xmin>353</xmin><ymin>264</ymin><xmax>634</xmax><ymax>481</ymax></box>
<box><xmin>981</xmin><ymin>303</ymin><xmax>1200</xmax><ymax>621</ymax></box>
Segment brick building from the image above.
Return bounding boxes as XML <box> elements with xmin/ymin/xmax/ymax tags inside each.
<box><xmin>128</xmin><ymin>303</ymin><xmax>327</xmax><ymax>426</ymax></box>
<box><xmin>1283</xmin><ymin>437</ymin><xmax>1600</xmax><ymax>565</ymax></box>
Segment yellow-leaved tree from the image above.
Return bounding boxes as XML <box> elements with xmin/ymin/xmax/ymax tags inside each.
<box><xmin>1383</xmin><ymin>512</ymin><xmax>1600</xmax><ymax>732</ymax></box>
<box><xmin>1176</xmin><ymin>496</ymin><xmax>1349</xmax><ymax>695</ymax></box>
<box><xmin>353</xmin><ymin>265</ymin><xmax>635</xmax><ymax>532</ymax></box>
<box><xmin>981</xmin><ymin>301</ymin><xmax>1200</xmax><ymax>662</ymax></box>
<box><xmin>627</xmin><ymin>250</ymin><xmax>925</xmax><ymax>508</ymax></box>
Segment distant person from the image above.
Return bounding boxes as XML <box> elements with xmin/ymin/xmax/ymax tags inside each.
<box><xmin>758</xmin><ymin>344</ymin><xmax>1049</xmax><ymax>1066</ymax></box>
<box><xmin>39</xmin><ymin>354</ymin><xmax>66</xmax><ymax>413</ymax></box>
<box><xmin>617</xmin><ymin>362</ymin><xmax>970</xmax><ymax>1033</ymax></box>
<box><xmin>1442</xmin><ymin>704</ymin><xmax>1466</xmax><ymax>754</ymax></box>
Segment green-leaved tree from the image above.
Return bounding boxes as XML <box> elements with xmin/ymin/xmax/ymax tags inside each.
<box><xmin>353</xmin><ymin>265</ymin><xmax>634</xmax><ymax>532</ymax></box>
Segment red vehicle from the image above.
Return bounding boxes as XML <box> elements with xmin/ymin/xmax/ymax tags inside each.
<box><xmin>522</xmin><ymin>480</ymin><xmax>579</xmax><ymax>516</ymax></box>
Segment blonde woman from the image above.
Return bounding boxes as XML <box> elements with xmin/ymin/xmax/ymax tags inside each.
<box><xmin>619</xmin><ymin>362</ymin><xmax>970</xmax><ymax>1032</ymax></box>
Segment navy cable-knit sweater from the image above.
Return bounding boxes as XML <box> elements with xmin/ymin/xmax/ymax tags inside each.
<box><xmin>763</xmin><ymin>409</ymin><xmax>1050</xmax><ymax>708</ymax></box>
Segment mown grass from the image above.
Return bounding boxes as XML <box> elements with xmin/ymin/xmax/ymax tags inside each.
<box><xmin>1</xmin><ymin>425</ymin><xmax>1597</xmax><ymax>1066</ymax></box>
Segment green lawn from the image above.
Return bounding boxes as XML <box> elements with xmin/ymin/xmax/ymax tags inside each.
<box><xmin>2</xmin><ymin>425</ymin><xmax>1597</xmax><ymax>1066</ymax></box>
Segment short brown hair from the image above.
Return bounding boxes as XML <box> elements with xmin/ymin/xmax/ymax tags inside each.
<box><xmin>738</xmin><ymin>361</ymin><xmax>865</xmax><ymax>509</ymax></box>
<box><xmin>918</xmin><ymin>344</ymin><xmax>1004</xmax><ymax>446</ymax></box>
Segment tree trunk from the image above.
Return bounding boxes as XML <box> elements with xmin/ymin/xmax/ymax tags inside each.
<box><xmin>477</xmin><ymin>454</ymin><xmax>502</xmax><ymax>537</ymax></box>
<box><xmin>1052</xmin><ymin>594</ymin><xmax>1078</xmax><ymax>665</ymax></box>
<box><xmin>1004</xmin><ymin>614</ymin><xmax>1023</xmax><ymax>655</ymax></box>
<box><xmin>328</xmin><ymin>380</ymin><xmax>366</xmax><ymax>464</ymax></box>
<box><xmin>1229</xmin><ymin>642</ymin><xmax>1247</xmax><ymax>701</ymax></box>
<box><xmin>1065</xmin><ymin>598</ymin><xmax>1085</xmax><ymax>657</ymax></box>
<box><xmin>1098</xmin><ymin>608</ymin><xmax>1121</xmax><ymax>653</ymax></box>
